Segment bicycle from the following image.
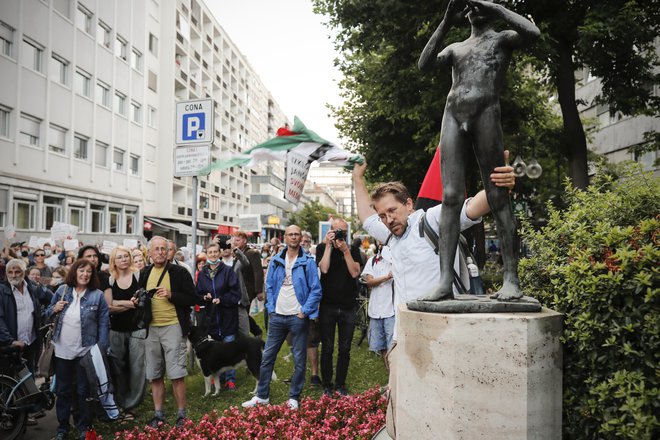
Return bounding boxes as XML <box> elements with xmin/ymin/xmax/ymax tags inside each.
<box><xmin>355</xmin><ymin>278</ymin><xmax>370</xmax><ymax>347</ymax></box>
<box><xmin>0</xmin><ymin>344</ymin><xmax>55</xmax><ymax>440</ymax></box>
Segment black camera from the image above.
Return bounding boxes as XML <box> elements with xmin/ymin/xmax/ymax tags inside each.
<box><xmin>333</xmin><ymin>229</ymin><xmax>346</xmax><ymax>241</ymax></box>
<box><xmin>132</xmin><ymin>288</ymin><xmax>157</xmax><ymax>308</ymax></box>
<box><xmin>215</xmin><ymin>235</ymin><xmax>232</xmax><ymax>250</ymax></box>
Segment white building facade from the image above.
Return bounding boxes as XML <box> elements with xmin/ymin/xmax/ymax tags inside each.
<box><xmin>0</xmin><ymin>0</ymin><xmax>290</xmax><ymax>246</ymax></box>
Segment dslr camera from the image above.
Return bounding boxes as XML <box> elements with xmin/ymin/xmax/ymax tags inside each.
<box><xmin>333</xmin><ymin>229</ymin><xmax>346</xmax><ymax>241</ymax></box>
<box><xmin>132</xmin><ymin>288</ymin><xmax>157</xmax><ymax>308</ymax></box>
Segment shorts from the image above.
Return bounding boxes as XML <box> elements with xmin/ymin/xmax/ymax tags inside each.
<box><xmin>307</xmin><ymin>317</ymin><xmax>320</xmax><ymax>348</ymax></box>
<box><xmin>369</xmin><ymin>316</ymin><xmax>395</xmax><ymax>352</ymax></box>
<box><xmin>145</xmin><ymin>324</ymin><xmax>188</xmax><ymax>381</ymax></box>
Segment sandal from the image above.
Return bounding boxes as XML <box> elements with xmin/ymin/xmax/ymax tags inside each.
<box><xmin>116</xmin><ymin>411</ymin><xmax>136</xmax><ymax>423</ymax></box>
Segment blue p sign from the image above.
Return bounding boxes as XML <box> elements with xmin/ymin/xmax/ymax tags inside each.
<box><xmin>182</xmin><ymin>113</ymin><xmax>205</xmax><ymax>140</ymax></box>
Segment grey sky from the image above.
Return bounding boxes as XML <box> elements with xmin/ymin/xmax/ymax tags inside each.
<box><xmin>208</xmin><ymin>0</ymin><xmax>343</xmax><ymax>145</ymax></box>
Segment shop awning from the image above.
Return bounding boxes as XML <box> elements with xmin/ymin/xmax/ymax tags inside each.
<box><xmin>144</xmin><ymin>217</ymin><xmax>207</xmax><ymax>236</ymax></box>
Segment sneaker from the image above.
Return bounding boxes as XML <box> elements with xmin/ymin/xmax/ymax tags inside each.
<box><xmin>175</xmin><ymin>416</ymin><xmax>187</xmax><ymax>428</ymax></box>
<box><xmin>147</xmin><ymin>415</ymin><xmax>166</xmax><ymax>429</ymax></box>
<box><xmin>286</xmin><ymin>399</ymin><xmax>299</xmax><ymax>410</ymax></box>
<box><xmin>310</xmin><ymin>375</ymin><xmax>322</xmax><ymax>387</ymax></box>
<box><xmin>32</xmin><ymin>409</ymin><xmax>47</xmax><ymax>419</ymax></box>
<box><xmin>54</xmin><ymin>433</ymin><xmax>66</xmax><ymax>440</ymax></box>
<box><xmin>241</xmin><ymin>395</ymin><xmax>269</xmax><ymax>408</ymax></box>
<box><xmin>335</xmin><ymin>385</ymin><xmax>349</xmax><ymax>396</ymax></box>
<box><xmin>225</xmin><ymin>381</ymin><xmax>236</xmax><ymax>390</ymax></box>
<box><xmin>323</xmin><ymin>387</ymin><xmax>333</xmax><ymax>397</ymax></box>
<box><xmin>27</xmin><ymin>416</ymin><xmax>37</xmax><ymax>426</ymax></box>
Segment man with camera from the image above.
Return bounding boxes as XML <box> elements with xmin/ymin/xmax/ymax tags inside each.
<box><xmin>316</xmin><ymin>218</ymin><xmax>362</xmax><ymax>396</ymax></box>
<box><xmin>139</xmin><ymin>236</ymin><xmax>197</xmax><ymax>428</ymax></box>
<box><xmin>230</xmin><ymin>231</ymin><xmax>264</xmax><ymax>338</ymax></box>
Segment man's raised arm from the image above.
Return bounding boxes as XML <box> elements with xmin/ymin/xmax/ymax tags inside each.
<box><xmin>353</xmin><ymin>162</ymin><xmax>376</xmax><ymax>224</ymax></box>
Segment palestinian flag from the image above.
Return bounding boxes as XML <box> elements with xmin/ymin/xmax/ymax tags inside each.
<box><xmin>202</xmin><ymin>116</ymin><xmax>362</xmax><ymax>172</ymax></box>
<box><xmin>415</xmin><ymin>146</ymin><xmax>443</xmax><ymax>211</ymax></box>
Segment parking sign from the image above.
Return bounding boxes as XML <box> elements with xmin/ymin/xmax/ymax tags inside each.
<box><xmin>175</xmin><ymin>99</ymin><xmax>214</xmax><ymax>145</ymax></box>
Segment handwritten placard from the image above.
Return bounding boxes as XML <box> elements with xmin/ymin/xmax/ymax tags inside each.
<box><xmin>123</xmin><ymin>239</ymin><xmax>138</xmax><ymax>249</ymax></box>
<box><xmin>284</xmin><ymin>151</ymin><xmax>311</xmax><ymax>205</ymax></box>
<box><xmin>100</xmin><ymin>240</ymin><xmax>118</xmax><ymax>255</ymax></box>
<box><xmin>4</xmin><ymin>224</ymin><xmax>16</xmax><ymax>241</ymax></box>
<box><xmin>64</xmin><ymin>239</ymin><xmax>79</xmax><ymax>251</ymax></box>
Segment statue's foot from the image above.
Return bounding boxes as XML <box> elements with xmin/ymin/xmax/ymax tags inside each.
<box><xmin>418</xmin><ymin>286</ymin><xmax>454</xmax><ymax>302</ymax></box>
<box><xmin>491</xmin><ymin>282</ymin><xmax>523</xmax><ymax>301</ymax></box>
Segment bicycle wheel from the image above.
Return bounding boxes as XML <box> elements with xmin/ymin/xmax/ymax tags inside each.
<box><xmin>0</xmin><ymin>375</ymin><xmax>28</xmax><ymax>440</ymax></box>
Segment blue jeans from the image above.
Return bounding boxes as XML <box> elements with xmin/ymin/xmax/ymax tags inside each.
<box><xmin>54</xmin><ymin>356</ymin><xmax>91</xmax><ymax>436</ymax></box>
<box><xmin>256</xmin><ymin>313</ymin><xmax>309</xmax><ymax>400</ymax></box>
<box><xmin>320</xmin><ymin>304</ymin><xmax>356</xmax><ymax>388</ymax></box>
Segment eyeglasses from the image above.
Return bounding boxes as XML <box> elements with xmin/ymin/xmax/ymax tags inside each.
<box><xmin>35</xmin><ymin>253</ymin><xmax>45</xmax><ymax>257</ymax></box>
<box><xmin>286</xmin><ymin>233</ymin><xmax>301</xmax><ymax>237</ymax></box>
<box><xmin>115</xmin><ymin>254</ymin><xmax>130</xmax><ymax>260</ymax></box>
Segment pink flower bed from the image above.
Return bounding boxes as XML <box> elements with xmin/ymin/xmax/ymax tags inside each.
<box><xmin>113</xmin><ymin>387</ymin><xmax>386</xmax><ymax>440</ymax></box>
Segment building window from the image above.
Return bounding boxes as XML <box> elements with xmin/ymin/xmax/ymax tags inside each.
<box><xmin>49</xmin><ymin>53</ymin><xmax>69</xmax><ymax>85</ymax></box>
<box><xmin>48</xmin><ymin>124</ymin><xmax>67</xmax><ymax>154</ymax></box>
<box><xmin>42</xmin><ymin>196</ymin><xmax>63</xmax><ymax>230</ymax></box>
<box><xmin>113</xmin><ymin>148</ymin><xmax>125</xmax><ymax>171</ymax></box>
<box><xmin>19</xmin><ymin>113</ymin><xmax>41</xmax><ymax>147</ymax></box>
<box><xmin>68</xmin><ymin>206</ymin><xmax>85</xmax><ymax>231</ymax></box>
<box><xmin>76</xmin><ymin>5</ymin><xmax>93</xmax><ymax>34</ymax></box>
<box><xmin>114</xmin><ymin>92</ymin><xmax>126</xmax><ymax>116</ymax></box>
<box><xmin>74</xmin><ymin>134</ymin><xmax>88</xmax><ymax>160</ymax></box>
<box><xmin>131</xmin><ymin>48</ymin><xmax>142</xmax><ymax>72</ymax></box>
<box><xmin>97</xmin><ymin>20</ymin><xmax>111</xmax><ymax>49</ymax></box>
<box><xmin>22</xmin><ymin>39</ymin><xmax>43</xmax><ymax>72</ymax></box>
<box><xmin>148</xmin><ymin>70</ymin><xmax>157</xmax><ymax>92</ymax></box>
<box><xmin>13</xmin><ymin>197</ymin><xmax>36</xmax><ymax>230</ymax></box>
<box><xmin>130</xmin><ymin>101</ymin><xmax>141</xmax><ymax>123</ymax></box>
<box><xmin>53</xmin><ymin>0</ymin><xmax>70</xmax><ymax>18</ymax></box>
<box><xmin>130</xmin><ymin>154</ymin><xmax>140</xmax><ymax>176</ymax></box>
<box><xmin>0</xmin><ymin>189</ymin><xmax>8</xmax><ymax>227</ymax></box>
<box><xmin>96</xmin><ymin>81</ymin><xmax>111</xmax><ymax>107</ymax></box>
<box><xmin>0</xmin><ymin>21</ymin><xmax>14</xmax><ymax>58</ymax></box>
<box><xmin>109</xmin><ymin>207</ymin><xmax>121</xmax><ymax>234</ymax></box>
<box><xmin>125</xmin><ymin>210</ymin><xmax>136</xmax><ymax>234</ymax></box>
<box><xmin>95</xmin><ymin>141</ymin><xmax>108</xmax><ymax>167</ymax></box>
<box><xmin>0</xmin><ymin>105</ymin><xmax>10</xmax><ymax>138</ymax></box>
<box><xmin>147</xmin><ymin>105</ymin><xmax>157</xmax><ymax>127</ymax></box>
<box><xmin>75</xmin><ymin>69</ymin><xmax>91</xmax><ymax>97</ymax></box>
<box><xmin>148</xmin><ymin>33</ymin><xmax>158</xmax><ymax>55</ymax></box>
<box><xmin>115</xmin><ymin>35</ymin><xmax>127</xmax><ymax>61</ymax></box>
<box><xmin>90</xmin><ymin>204</ymin><xmax>105</xmax><ymax>233</ymax></box>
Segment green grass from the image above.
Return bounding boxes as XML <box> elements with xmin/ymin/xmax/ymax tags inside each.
<box><xmin>92</xmin><ymin>312</ymin><xmax>389</xmax><ymax>438</ymax></box>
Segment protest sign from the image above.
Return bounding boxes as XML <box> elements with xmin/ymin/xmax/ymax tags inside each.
<box><xmin>100</xmin><ymin>241</ymin><xmax>118</xmax><ymax>255</ymax></box>
<box><xmin>4</xmin><ymin>224</ymin><xmax>16</xmax><ymax>241</ymax></box>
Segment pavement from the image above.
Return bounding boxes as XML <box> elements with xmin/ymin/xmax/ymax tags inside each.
<box><xmin>24</xmin><ymin>408</ymin><xmax>58</xmax><ymax>440</ymax></box>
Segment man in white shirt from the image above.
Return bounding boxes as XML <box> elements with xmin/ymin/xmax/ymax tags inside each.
<box><xmin>353</xmin><ymin>159</ymin><xmax>514</xmax><ymax>334</ymax></box>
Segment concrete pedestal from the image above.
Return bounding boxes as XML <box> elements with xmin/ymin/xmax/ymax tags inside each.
<box><xmin>391</xmin><ymin>305</ymin><xmax>562</xmax><ymax>440</ymax></box>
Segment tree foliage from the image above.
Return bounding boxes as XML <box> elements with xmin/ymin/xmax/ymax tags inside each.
<box><xmin>314</xmin><ymin>0</ymin><xmax>659</xmax><ymax>193</ymax></box>
<box><xmin>313</xmin><ymin>0</ymin><xmax>565</xmax><ymax>201</ymax></box>
<box><xmin>286</xmin><ymin>200</ymin><xmax>337</xmax><ymax>241</ymax></box>
<box><xmin>520</xmin><ymin>166</ymin><xmax>660</xmax><ymax>439</ymax></box>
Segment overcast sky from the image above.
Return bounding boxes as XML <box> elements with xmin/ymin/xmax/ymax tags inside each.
<box><xmin>207</xmin><ymin>0</ymin><xmax>344</xmax><ymax>145</ymax></box>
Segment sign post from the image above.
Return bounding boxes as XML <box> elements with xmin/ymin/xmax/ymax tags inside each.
<box><xmin>175</xmin><ymin>99</ymin><xmax>214</xmax><ymax>270</ymax></box>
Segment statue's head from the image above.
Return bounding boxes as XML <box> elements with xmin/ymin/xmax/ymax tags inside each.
<box><xmin>370</xmin><ymin>182</ymin><xmax>415</xmax><ymax>238</ymax></box>
<box><xmin>467</xmin><ymin>0</ymin><xmax>495</xmax><ymax>27</ymax></box>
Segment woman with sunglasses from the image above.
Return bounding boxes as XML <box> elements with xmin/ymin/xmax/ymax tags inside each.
<box><xmin>105</xmin><ymin>246</ymin><xmax>146</xmax><ymax>420</ymax></box>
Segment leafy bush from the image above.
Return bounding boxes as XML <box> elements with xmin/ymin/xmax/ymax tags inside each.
<box><xmin>113</xmin><ymin>387</ymin><xmax>386</xmax><ymax>439</ymax></box>
<box><xmin>519</xmin><ymin>167</ymin><xmax>659</xmax><ymax>439</ymax></box>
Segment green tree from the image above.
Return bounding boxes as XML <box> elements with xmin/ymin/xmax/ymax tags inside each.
<box><xmin>286</xmin><ymin>200</ymin><xmax>337</xmax><ymax>242</ymax></box>
<box><xmin>503</xmin><ymin>0</ymin><xmax>660</xmax><ymax>189</ymax></box>
<box><xmin>313</xmin><ymin>0</ymin><xmax>565</xmax><ymax>200</ymax></box>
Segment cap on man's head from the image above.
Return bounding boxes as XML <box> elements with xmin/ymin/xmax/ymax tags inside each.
<box><xmin>10</xmin><ymin>241</ymin><xmax>25</xmax><ymax>248</ymax></box>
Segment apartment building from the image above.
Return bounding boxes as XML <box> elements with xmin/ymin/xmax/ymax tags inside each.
<box><xmin>0</xmin><ymin>0</ymin><xmax>289</xmax><ymax>246</ymax></box>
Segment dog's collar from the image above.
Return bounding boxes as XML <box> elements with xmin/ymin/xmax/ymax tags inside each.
<box><xmin>193</xmin><ymin>338</ymin><xmax>210</xmax><ymax>351</ymax></box>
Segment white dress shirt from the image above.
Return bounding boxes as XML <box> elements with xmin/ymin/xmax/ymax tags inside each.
<box><xmin>11</xmin><ymin>281</ymin><xmax>35</xmax><ymax>345</ymax></box>
<box><xmin>363</xmin><ymin>199</ymin><xmax>481</xmax><ymax>338</ymax></box>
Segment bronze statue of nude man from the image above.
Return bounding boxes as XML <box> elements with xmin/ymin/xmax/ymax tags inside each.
<box><xmin>418</xmin><ymin>0</ymin><xmax>539</xmax><ymax>301</ymax></box>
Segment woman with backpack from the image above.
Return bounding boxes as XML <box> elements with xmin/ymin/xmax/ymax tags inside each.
<box><xmin>105</xmin><ymin>245</ymin><xmax>146</xmax><ymax>420</ymax></box>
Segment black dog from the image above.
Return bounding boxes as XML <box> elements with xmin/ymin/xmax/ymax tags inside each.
<box><xmin>188</xmin><ymin>324</ymin><xmax>269</xmax><ymax>396</ymax></box>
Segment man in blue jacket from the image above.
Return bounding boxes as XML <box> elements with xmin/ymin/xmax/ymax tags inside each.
<box><xmin>242</xmin><ymin>225</ymin><xmax>322</xmax><ymax>410</ymax></box>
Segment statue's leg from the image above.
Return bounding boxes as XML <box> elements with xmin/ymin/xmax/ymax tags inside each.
<box><xmin>472</xmin><ymin>106</ymin><xmax>522</xmax><ymax>300</ymax></box>
<box><xmin>419</xmin><ymin>113</ymin><xmax>469</xmax><ymax>301</ymax></box>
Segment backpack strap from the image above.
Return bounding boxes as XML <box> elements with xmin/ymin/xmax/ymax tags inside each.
<box><xmin>418</xmin><ymin>212</ymin><xmax>468</xmax><ymax>295</ymax></box>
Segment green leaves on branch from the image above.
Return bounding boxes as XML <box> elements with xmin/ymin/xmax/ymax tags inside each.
<box><xmin>520</xmin><ymin>166</ymin><xmax>660</xmax><ymax>439</ymax></box>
